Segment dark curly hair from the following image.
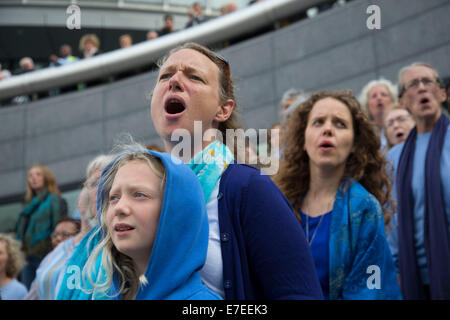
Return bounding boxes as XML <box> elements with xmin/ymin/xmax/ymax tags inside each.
<box><xmin>272</xmin><ymin>90</ymin><xmax>394</xmax><ymax>226</ymax></box>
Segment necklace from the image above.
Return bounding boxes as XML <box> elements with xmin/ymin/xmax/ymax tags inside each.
<box><xmin>302</xmin><ymin>197</ymin><xmax>334</xmax><ymax>246</ymax></box>
<box><xmin>305</xmin><ymin>214</ymin><xmax>326</xmax><ymax>246</ymax></box>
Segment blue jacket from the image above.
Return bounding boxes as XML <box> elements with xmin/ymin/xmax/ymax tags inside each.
<box><xmin>217</xmin><ymin>163</ymin><xmax>323</xmax><ymax>299</ymax></box>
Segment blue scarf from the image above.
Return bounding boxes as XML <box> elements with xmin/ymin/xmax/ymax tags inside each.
<box><xmin>187</xmin><ymin>140</ymin><xmax>234</xmax><ymax>202</ymax></box>
<box><xmin>16</xmin><ymin>189</ymin><xmax>60</xmax><ymax>250</ymax></box>
<box><xmin>329</xmin><ymin>179</ymin><xmax>401</xmax><ymax>300</ymax></box>
<box><xmin>397</xmin><ymin>114</ymin><xmax>450</xmax><ymax>299</ymax></box>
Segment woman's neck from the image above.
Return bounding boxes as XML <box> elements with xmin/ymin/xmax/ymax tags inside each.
<box><xmin>302</xmin><ymin>165</ymin><xmax>343</xmax><ymax>217</ymax></box>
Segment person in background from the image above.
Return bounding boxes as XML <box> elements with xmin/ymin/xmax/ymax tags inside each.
<box><xmin>387</xmin><ymin>62</ymin><xmax>450</xmax><ymax>299</ymax></box>
<box><xmin>49</xmin><ymin>44</ymin><xmax>80</xmax><ymax>94</ymax></box>
<box><xmin>15</xmin><ymin>165</ymin><xmax>65</xmax><ymax>289</ymax></box>
<box><xmin>79</xmin><ymin>34</ymin><xmax>101</xmax><ymax>59</ymax></box>
<box><xmin>49</xmin><ymin>44</ymin><xmax>79</xmax><ymax>67</ymax></box>
<box><xmin>158</xmin><ymin>14</ymin><xmax>175</xmax><ymax>36</ymax></box>
<box><xmin>119</xmin><ymin>34</ymin><xmax>133</xmax><ymax>49</ymax></box>
<box><xmin>146</xmin><ymin>30</ymin><xmax>159</xmax><ymax>40</ymax></box>
<box><xmin>25</xmin><ymin>155</ymin><xmax>114</xmax><ymax>300</ymax></box>
<box><xmin>273</xmin><ymin>90</ymin><xmax>401</xmax><ymax>299</ymax></box>
<box><xmin>0</xmin><ymin>63</ymin><xmax>11</xmax><ymax>81</ymax></box>
<box><xmin>0</xmin><ymin>233</ymin><xmax>27</xmax><ymax>300</ymax></box>
<box><xmin>185</xmin><ymin>3</ymin><xmax>208</xmax><ymax>28</ymax></box>
<box><xmin>383</xmin><ymin>104</ymin><xmax>415</xmax><ymax>150</ymax></box>
<box><xmin>50</xmin><ymin>217</ymin><xmax>80</xmax><ymax>249</ymax></box>
<box><xmin>359</xmin><ymin>79</ymin><xmax>397</xmax><ymax>151</ymax></box>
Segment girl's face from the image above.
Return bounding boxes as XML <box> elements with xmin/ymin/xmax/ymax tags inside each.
<box><xmin>0</xmin><ymin>240</ymin><xmax>8</xmax><ymax>275</ymax></box>
<box><xmin>106</xmin><ymin>160</ymin><xmax>163</xmax><ymax>267</ymax></box>
<box><xmin>28</xmin><ymin>166</ymin><xmax>45</xmax><ymax>193</ymax></box>
<box><xmin>304</xmin><ymin>97</ymin><xmax>355</xmax><ymax>174</ymax></box>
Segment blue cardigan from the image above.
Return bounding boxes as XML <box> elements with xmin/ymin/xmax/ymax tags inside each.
<box><xmin>217</xmin><ymin>163</ymin><xmax>323</xmax><ymax>300</ymax></box>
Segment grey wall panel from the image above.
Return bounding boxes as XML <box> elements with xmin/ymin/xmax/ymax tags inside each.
<box><xmin>242</xmin><ymin>105</ymin><xmax>278</xmax><ymax>131</ymax></box>
<box><xmin>0</xmin><ymin>140</ymin><xmax>24</xmax><ymax>173</ymax></box>
<box><xmin>0</xmin><ymin>169</ymin><xmax>25</xmax><ymax>197</ymax></box>
<box><xmin>0</xmin><ymin>106</ymin><xmax>25</xmax><ymax>142</ymax></box>
<box><xmin>24</xmin><ymin>123</ymin><xmax>103</xmax><ymax>167</ymax></box>
<box><xmin>223</xmin><ymin>36</ymin><xmax>275</xmax><ymax>79</ymax></box>
<box><xmin>235</xmin><ymin>71</ymin><xmax>276</xmax><ymax>111</ymax></box>
<box><xmin>104</xmin><ymin>108</ymin><xmax>156</xmax><ymax>150</ymax></box>
<box><xmin>48</xmin><ymin>153</ymin><xmax>102</xmax><ymax>187</ymax></box>
<box><xmin>273</xmin><ymin>0</ymin><xmax>370</xmax><ymax>67</ymax></box>
<box><xmin>104</xmin><ymin>75</ymin><xmax>155</xmax><ymax>118</ymax></box>
<box><xmin>25</xmin><ymin>91</ymin><xmax>104</xmax><ymax>136</ymax></box>
<box><xmin>274</xmin><ymin>37</ymin><xmax>376</xmax><ymax>96</ymax></box>
<box><xmin>373</xmin><ymin>2</ymin><xmax>450</xmax><ymax>67</ymax></box>
<box><xmin>372</xmin><ymin>0</ymin><xmax>449</xmax><ymax>27</ymax></box>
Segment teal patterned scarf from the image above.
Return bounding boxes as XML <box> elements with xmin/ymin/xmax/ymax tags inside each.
<box><xmin>187</xmin><ymin>140</ymin><xmax>234</xmax><ymax>202</ymax></box>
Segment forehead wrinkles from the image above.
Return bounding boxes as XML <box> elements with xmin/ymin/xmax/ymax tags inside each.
<box><xmin>401</xmin><ymin>66</ymin><xmax>436</xmax><ymax>85</ymax></box>
<box><xmin>161</xmin><ymin>50</ymin><xmax>220</xmax><ymax>79</ymax></box>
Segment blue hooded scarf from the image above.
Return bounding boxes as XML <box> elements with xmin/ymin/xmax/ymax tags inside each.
<box><xmin>58</xmin><ymin>150</ymin><xmax>220</xmax><ymax>300</ymax></box>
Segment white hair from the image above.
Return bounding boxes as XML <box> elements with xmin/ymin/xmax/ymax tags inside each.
<box><xmin>358</xmin><ymin>78</ymin><xmax>397</xmax><ymax>119</ymax></box>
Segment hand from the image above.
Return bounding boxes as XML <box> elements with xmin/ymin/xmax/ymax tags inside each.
<box><xmin>49</xmin><ymin>54</ymin><xmax>59</xmax><ymax>63</ymax></box>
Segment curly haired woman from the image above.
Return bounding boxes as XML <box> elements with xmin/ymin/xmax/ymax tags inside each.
<box><xmin>0</xmin><ymin>233</ymin><xmax>27</xmax><ymax>299</ymax></box>
<box><xmin>273</xmin><ymin>90</ymin><xmax>402</xmax><ymax>300</ymax></box>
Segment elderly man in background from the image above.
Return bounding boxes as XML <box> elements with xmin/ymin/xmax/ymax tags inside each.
<box><xmin>387</xmin><ymin>62</ymin><xmax>450</xmax><ymax>300</ymax></box>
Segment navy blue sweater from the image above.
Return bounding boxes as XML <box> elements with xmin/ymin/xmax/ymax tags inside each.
<box><xmin>217</xmin><ymin>163</ymin><xmax>323</xmax><ymax>300</ymax></box>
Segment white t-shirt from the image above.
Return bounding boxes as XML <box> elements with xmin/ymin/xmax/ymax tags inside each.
<box><xmin>199</xmin><ymin>181</ymin><xmax>225</xmax><ymax>298</ymax></box>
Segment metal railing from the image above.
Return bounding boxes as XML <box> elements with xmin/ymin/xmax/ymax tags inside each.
<box><xmin>0</xmin><ymin>0</ymin><xmax>329</xmax><ymax>100</ymax></box>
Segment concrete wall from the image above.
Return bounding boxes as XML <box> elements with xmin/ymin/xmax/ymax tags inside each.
<box><xmin>1</xmin><ymin>0</ymin><xmax>449</xmax><ymax>200</ymax></box>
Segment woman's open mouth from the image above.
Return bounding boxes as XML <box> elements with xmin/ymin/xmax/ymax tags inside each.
<box><xmin>164</xmin><ymin>97</ymin><xmax>186</xmax><ymax>118</ymax></box>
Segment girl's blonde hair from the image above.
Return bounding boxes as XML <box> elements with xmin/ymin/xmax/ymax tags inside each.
<box><xmin>25</xmin><ymin>165</ymin><xmax>61</xmax><ymax>203</ymax></box>
<box><xmin>82</xmin><ymin>146</ymin><xmax>166</xmax><ymax>300</ymax></box>
<box><xmin>0</xmin><ymin>233</ymin><xmax>25</xmax><ymax>278</ymax></box>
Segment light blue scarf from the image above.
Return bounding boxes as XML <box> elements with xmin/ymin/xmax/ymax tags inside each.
<box><xmin>187</xmin><ymin>140</ymin><xmax>234</xmax><ymax>202</ymax></box>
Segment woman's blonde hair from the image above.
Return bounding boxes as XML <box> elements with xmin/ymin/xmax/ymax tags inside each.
<box><xmin>25</xmin><ymin>165</ymin><xmax>61</xmax><ymax>203</ymax></box>
<box><xmin>273</xmin><ymin>90</ymin><xmax>394</xmax><ymax>226</ymax></box>
<box><xmin>82</xmin><ymin>146</ymin><xmax>166</xmax><ymax>300</ymax></box>
<box><xmin>0</xmin><ymin>233</ymin><xmax>25</xmax><ymax>278</ymax></box>
<box><xmin>79</xmin><ymin>34</ymin><xmax>100</xmax><ymax>51</ymax></box>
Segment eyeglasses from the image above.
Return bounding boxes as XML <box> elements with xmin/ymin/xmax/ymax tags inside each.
<box><xmin>51</xmin><ymin>232</ymin><xmax>77</xmax><ymax>239</ymax></box>
<box><xmin>386</xmin><ymin>115</ymin><xmax>411</xmax><ymax>128</ymax></box>
<box><xmin>399</xmin><ymin>77</ymin><xmax>441</xmax><ymax>97</ymax></box>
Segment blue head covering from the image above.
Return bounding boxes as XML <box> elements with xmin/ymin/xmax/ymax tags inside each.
<box><xmin>57</xmin><ymin>150</ymin><xmax>220</xmax><ymax>300</ymax></box>
<box><xmin>101</xmin><ymin>150</ymin><xmax>220</xmax><ymax>300</ymax></box>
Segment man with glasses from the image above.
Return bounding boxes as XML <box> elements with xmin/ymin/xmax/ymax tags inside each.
<box><xmin>387</xmin><ymin>63</ymin><xmax>450</xmax><ymax>299</ymax></box>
